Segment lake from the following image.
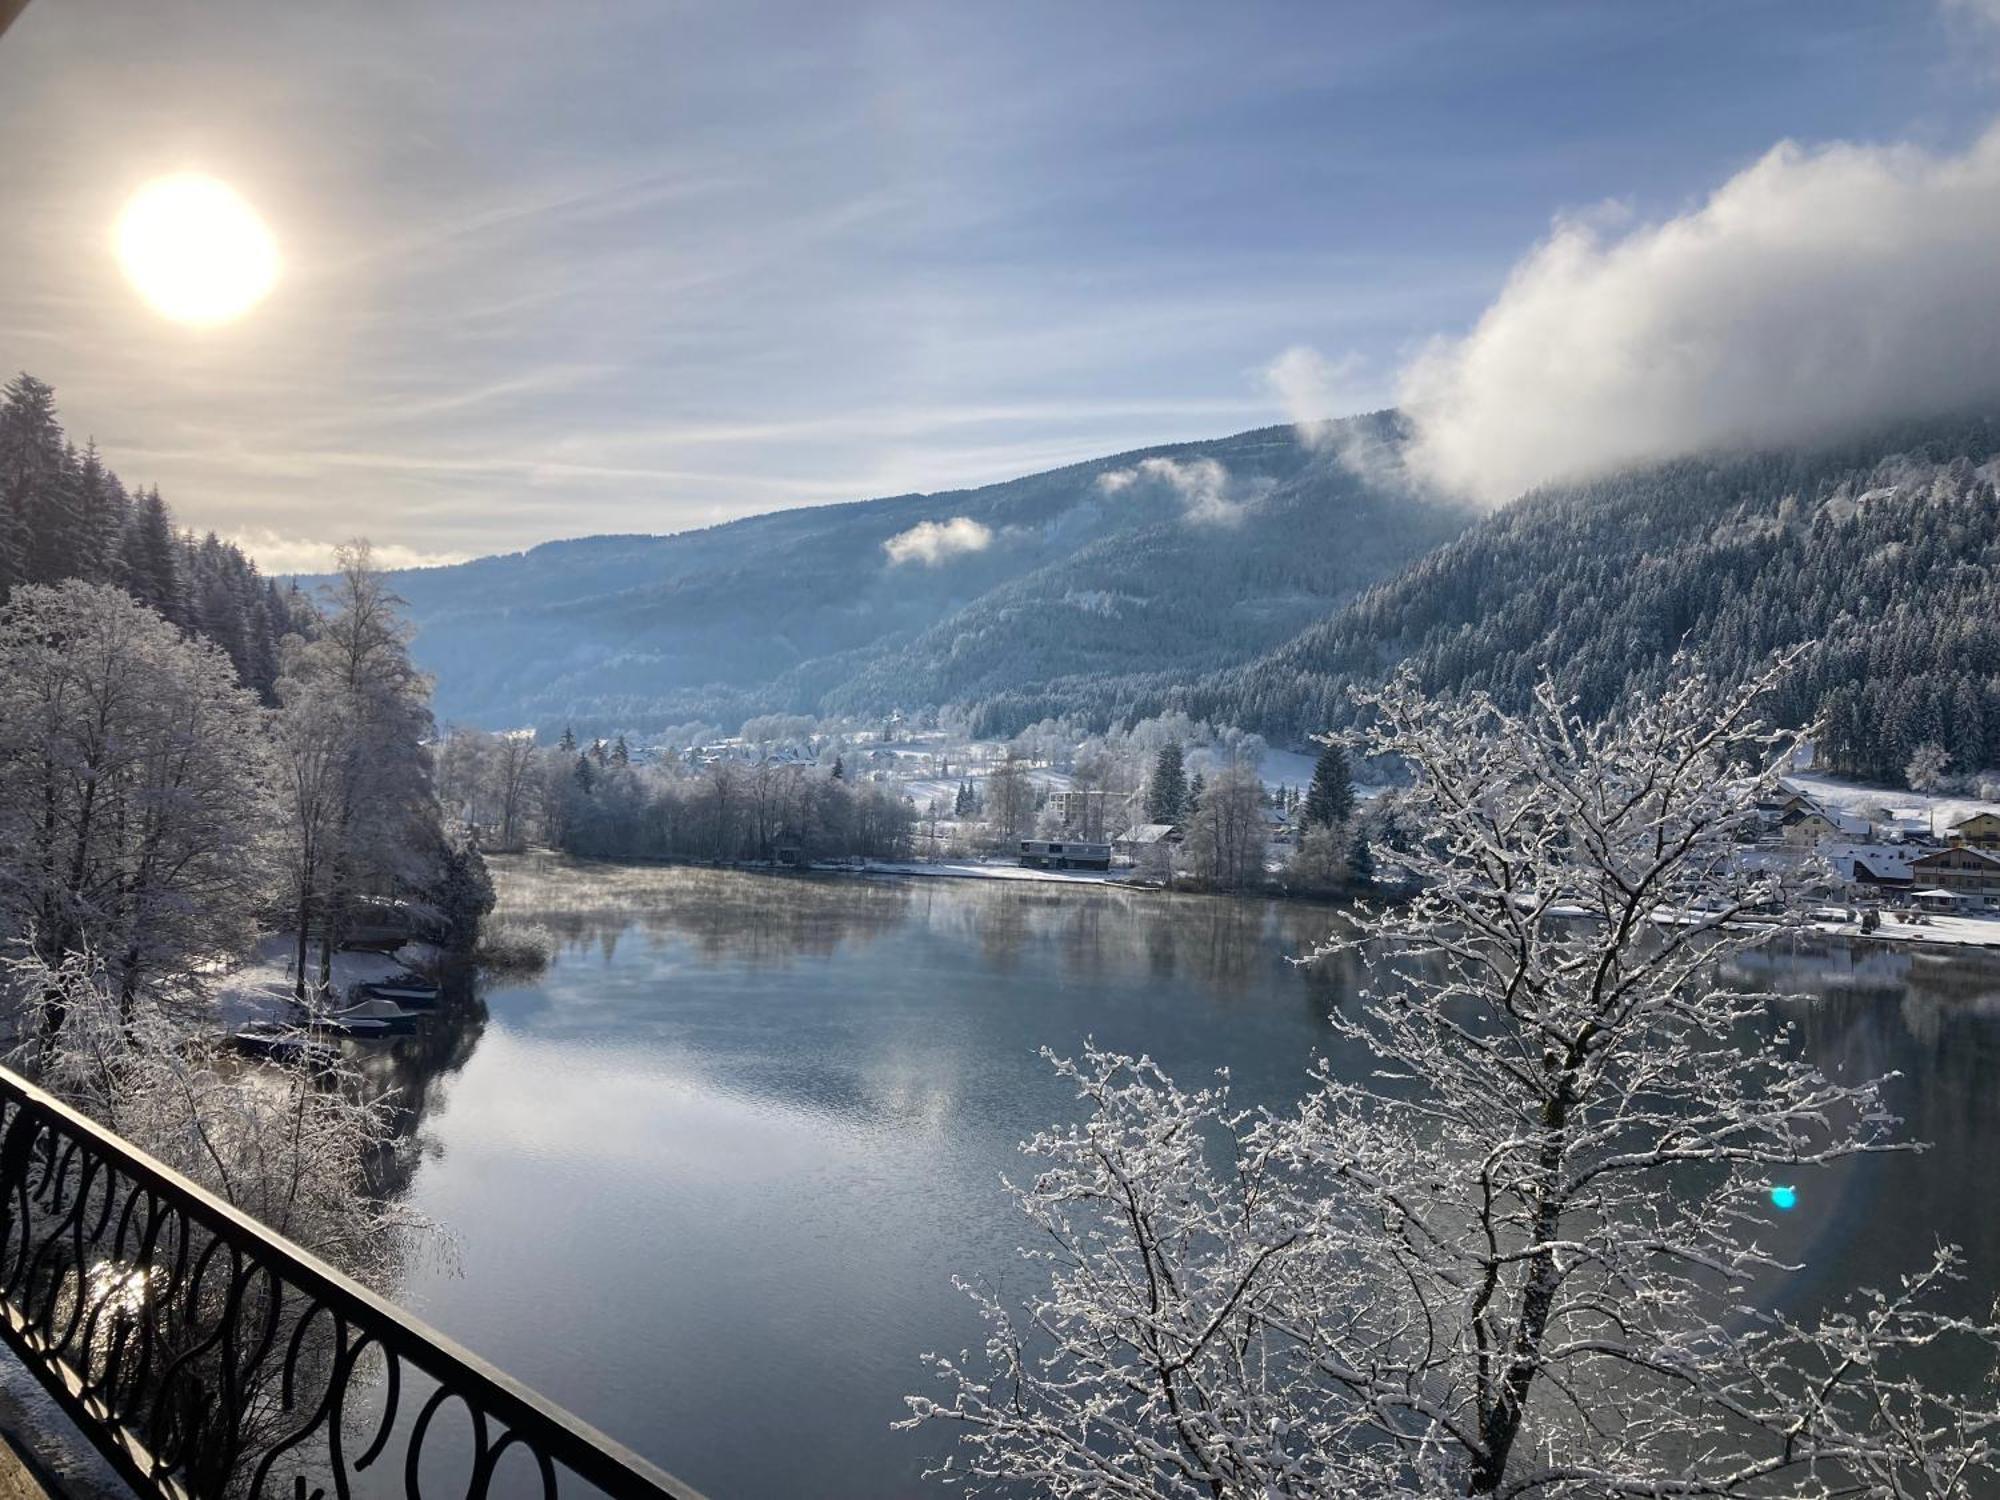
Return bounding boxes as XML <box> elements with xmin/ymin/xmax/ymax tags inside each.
<box><xmin>377</xmin><ymin>857</ymin><xmax>2000</xmax><ymax>1500</ymax></box>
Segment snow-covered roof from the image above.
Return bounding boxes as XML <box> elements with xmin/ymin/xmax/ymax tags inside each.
<box><xmin>1119</xmin><ymin>823</ymin><xmax>1179</xmax><ymax>844</ymax></box>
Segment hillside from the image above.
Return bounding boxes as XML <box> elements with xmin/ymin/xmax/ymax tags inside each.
<box><xmin>382</xmin><ymin>414</ymin><xmax>1474</xmax><ymax>735</ymax></box>
<box><xmin>1182</xmin><ymin>414</ymin><xmax>2000</xmax><ymax>785</ymax></box>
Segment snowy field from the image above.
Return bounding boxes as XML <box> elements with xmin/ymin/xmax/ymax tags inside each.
<box><xmin>1786</xmin><ymin>772</ymin><xmax>2000</xmax><ymax>836</ymax></box>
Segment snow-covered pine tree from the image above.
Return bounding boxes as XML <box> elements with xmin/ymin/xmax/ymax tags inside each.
<box><xmin>1302</xmin><ymin>737</ymin><xmax>1354</xmax><ymax>828</ymax></box>
<box><xmin>1145</xmin><ymin>742</ymin><xmax>1187</xmax><ymax>823</ymax></box>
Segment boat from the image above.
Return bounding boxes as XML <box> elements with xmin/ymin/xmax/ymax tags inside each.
<box><xmin>328</xmin><ymin>996</ymin><xmax>421</xmax><ymax>1035</ymax></box>
<box><xmin>357</xmin><ymin>972</ymin><xmax>442</xmax><ymax>1007</ymax></box>
<box><xmin>228</xmin><ymin>1024</ymin><xmax>342</xmax><ymax>1071</ymax></box>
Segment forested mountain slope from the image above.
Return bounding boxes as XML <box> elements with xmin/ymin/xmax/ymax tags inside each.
<box><xmin>0</xmin><ymin>372</ymin><xmax>312</xmax><ymax>695</ymax></box>
<box><xmin>384</xmin><ymin>414</ymin><xmax>1473</xmax><ymax>735</ymax></box>
<box><xmin>1183</xmin><ymin>415</ymin><xmax>2000</xmax><ymax>784</ymax></box>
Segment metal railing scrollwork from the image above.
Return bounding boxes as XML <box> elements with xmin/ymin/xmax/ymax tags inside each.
<box><xmin>0</xmin><ymin>1066</ymin><xmax>708</xmax><ymax>1500</ymax></box>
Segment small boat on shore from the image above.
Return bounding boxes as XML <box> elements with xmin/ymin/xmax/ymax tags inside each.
<box><xmin>358</xmin><ymin>972</ymin><xmax>442</xmax><ymax>1007</ymax></box>
<box><xmin>228</xmin><ymin>1024</ymin><xmax>342</xmax><ymax>1070</ymax></box>
<box><xmin>328</xmin><ymin>996</ymin><xmax>421</xmax><ymax>1035</ymax></box>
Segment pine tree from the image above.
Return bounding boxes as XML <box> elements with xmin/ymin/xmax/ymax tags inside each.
<box><xmin>120</xmin><ymin>487</ymin><xmax>182</xmax><ymax>619</ymax></box>
<box><xmin>832</xmin><ymin>754</ymin><xmax>846</xmax><ymax>781</ymax></box>
<box><xmin>559</xmin><ymin>724</ymin><xmax>577</xmax><ymax>753</ymax></box>
<box><xmin>0</xmin><ymin>373</ymin><xmax>62</xmax><ymax>592</ymax></box>
<box><xmin>1187</xmin><ymin>770</ymin><xmax>1205</xmax><ymax>810</ymax></box>
<box><xmin>1302</xmin><ymin>742</ymin><xmax>1354</xmax><ymax>829</ymax></box>
<box><xmin>1145</xmin><ymin>744</ymin><xmax>1187</xmax><ymax>824</ymax></box>
<box><xmin>573</xmin><ymin>752</ymin><xmax>596</xmax><ymax>793</ymax></box>
<box><xmin>612</xmin><ymin>734</ymin><xmax>630</xmax><ymax>766</ymax></box>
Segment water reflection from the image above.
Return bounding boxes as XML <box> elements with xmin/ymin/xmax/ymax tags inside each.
<box><xmin>374</xmin><ymin>859</ymin><xmax>2000</xmax><ymax>1500</ymax></box>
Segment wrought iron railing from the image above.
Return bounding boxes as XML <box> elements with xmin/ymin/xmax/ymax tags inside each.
<box><xmin>0</xmin><ymin>1066</ymin><xmax>708</xmax><ymax>1500</ymax></box>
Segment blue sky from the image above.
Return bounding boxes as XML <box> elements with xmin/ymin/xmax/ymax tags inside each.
<box><xmin>2</xmin><ymin>1</ymin><xmax>1996</xmax><ymax>567</ymax></box>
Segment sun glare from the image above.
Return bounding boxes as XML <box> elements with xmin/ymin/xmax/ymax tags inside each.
<box><xmin>115</xmin><ymin>174</ymin><xmax>278</xmax><ymax>326</ymax></box>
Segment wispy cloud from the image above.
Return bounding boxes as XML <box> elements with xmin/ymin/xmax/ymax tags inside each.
<box><xmin>230</xmin><ymin>529</ymin><xmax>470</xmax><ymax>576</ymax></box>
<box><xmin>883</xmin><ymin>516</ymin><xmax>993</xmax><ymax>566</ymax></box>
<box><xmin>1098</xmin><ymin>455</ymin><xmax>1250</xmax><ymax>526</ymax></box>
<box><xmin>1263</xmin><ymin>345</ymin><xmax>1368</xmax><ymax>447</ymax></box>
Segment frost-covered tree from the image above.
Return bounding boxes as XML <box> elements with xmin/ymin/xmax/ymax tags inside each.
<box><xmin>1180</xmin><ymin>761</ymin><xmax>1265</xmax><ymax>890</ymax></box>
<box><xmin>0</xmin><ymin>582</ymin><xmax>270</xmax><ymax>1023</ymax></box>
<box><xmin>986</xmin><ymin>752</ymin><xmax>1034</xmax><ymax>844</ymax></box>
<box><xmin>272</xmin><ymin>542</ymin><xmax>435</xmax><ymax>993</ymax></box>
<box><xmin>907</xmin><ymin>658</ymin><xmax>2000</xmax><ymax>1497</ymax></box>
<box><xmin>1904</xmin><ymin>740</ymin><xmax>1952</xmax><ymax>794</ymax></box>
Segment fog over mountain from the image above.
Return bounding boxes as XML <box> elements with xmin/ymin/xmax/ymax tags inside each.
<box><xmin>377</xmin><ymin>413</ymin><xmax>1473</xmax><ymax>738</ymax></box>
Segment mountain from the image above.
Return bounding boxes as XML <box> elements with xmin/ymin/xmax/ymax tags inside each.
<box><xmin>380</xmin><ymin>414</ymin><xmax>1474</xmax><ymax>736</ymax></box>
<box><xmin>1182</xmin><ymin>413</ymin><xmax>2000</xmax><ymax>785</ymax></box>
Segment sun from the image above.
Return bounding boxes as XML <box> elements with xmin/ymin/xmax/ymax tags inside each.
<box><xmin>115</xmin><ymin>174</ymin><xmax>279</xmax><ymax>326</ymax></box>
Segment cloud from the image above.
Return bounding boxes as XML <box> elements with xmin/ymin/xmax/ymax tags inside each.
<box><xmin>1263</xmin><ymin>345</ymin><xmax>1367</xmax><ymax>446</ymax></box>
<box><xmin>231</xmin><ymin>529</ymin><xmax>470</xmax><ymax>575</ymax></box>
<box><xmin>882</xmin><ymin>516</ymin><xmax>994</xmax><ymax>566</ymax></box>
<box><xmin>1399</xmin><ymin>126</ymin><xmax>2000</xmax><ymax>505</ymax></box>
<box><xmin>1096</xmin><ymin>455</ymin><xmax>1249</xmax><ymax>525</ymax></box>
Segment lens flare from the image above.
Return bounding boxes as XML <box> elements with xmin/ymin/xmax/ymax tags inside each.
<box><xmin>115</xmin><ymin>174</ymin><xmax>279</xmax><ymax>326</ymax></box>
<box><xmin>1769</xmin><ymin>1184</ymin><xmax>1798</xmax><ymax>1211</ymax></box>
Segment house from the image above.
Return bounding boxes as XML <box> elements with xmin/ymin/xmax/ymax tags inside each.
<box><xmin>1823</xmin><ymin>842</ymin><xmax>1922</xmax><ymax>889</ymax></box>
<box><xmin>1018</xmin><ymin>837</ymin><xmax>1112</xmax><ymax>871</ymax></box>
<box><xmin>1115</xmin><ymin>823</ymin><xmax>1180</xmax><ymax>859</ymax></box>
<box><xmin>1947</xmin><ymin>811</ymin><xmax>2000</xmax><ymax>851</ymax></box>
<box><xmin>1907</xmin><ymin>846</ymin><xmax>2000</xmax><ymax>908</ymax></box>
<box><xmin>1778</xmin><ymin>807</ymin><xmax>1863</xmax><ymax>848</ymax></box>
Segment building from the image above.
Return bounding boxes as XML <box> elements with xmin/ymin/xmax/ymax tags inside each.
<box><xmin>1823</xmin><ymin>842</ymin><xmax>1922</xmax><ymax>889</ymax></box>
<box><xmin>1115</xmin><ymin>822</ymin><xmax>1180</xmax><ymax>859</ymax></box>
<box><xmin>1018</xmin><ymin>837</ymin><xmax>1112</xmax><ymax>871</ymax></box>
<box><xmin>1778</xmin><ymin>806</ymin><xmax>1862</xmax><ymax>848</ymax></box>
<box><xmin>1055</xmin><ymin>788</ymin><xmax>1113</xmax><ymax>838</ymax></box>
<box><xmin>1947</xmin><ymin>812</ymin><xmax>2000</xmax><ymax>851</ymax></box>
<box><xmin>1907</xmin><ymin>846</ymin><xmax>2000</xmax><ymax>909</ymax></box>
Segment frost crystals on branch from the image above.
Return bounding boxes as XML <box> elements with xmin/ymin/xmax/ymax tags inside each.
<box><xmin>903</xmin><ymin>655</ymin><xmax>2000</xmax><ymax>1497</ymax></box>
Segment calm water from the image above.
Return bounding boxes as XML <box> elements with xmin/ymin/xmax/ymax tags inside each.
<box><xmin>375</xmin><ymin>857</ymin><xmax>2000</xmax><ymax>1500</ymax></box>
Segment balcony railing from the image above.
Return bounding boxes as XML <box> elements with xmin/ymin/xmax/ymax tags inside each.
<box><xmin>0</xmin><ymin>1065</ymin><xmax>708</xmax><ymax>1500</ymax></box>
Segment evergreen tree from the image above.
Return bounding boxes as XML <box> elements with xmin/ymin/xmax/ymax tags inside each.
<box><xmin>559</xmin><ymin>724</ymin><xmax>577</xmax><ymax>753</ymax></box>
<box><xmin>1187</xmin><ymin>770</ymin><xmax>1205</xmax><ymax>809</ymax></box>
<box><xmin>573</xmin><ymin>752</ymin><xmax>596</xmax><ymax>794</ymax></box>
<box><xmin>1346</xmin><ymin>819</ymin><xmax>1375</xmax><ymax>886</ymax></box>
<box><xmin>612</xmin><ymin>734</ymin><xmax>630</xmax><ymax>766</ymax></box>
<box><xmin>1145</xmin><ymin>744</ymin><xmax>1187</xmax><ymax>824</ymax></box>
<box><xmin>0</xmin><ymin>372</ymin><xmax>62</xmax><ymax>592</ymax></box>
<box><xmin>120</xmin><ymin>487</ymin><xmax>182</xmax><ymax>620</ymax></box>
<box><xmin>832</xmin><ymin>754</ymin><xmax>846</xmax><ymax>781</ymax></box>
<box><xmin>1302</xmin><ymin>742</ymin><xmax>1355</xmax><ymax>829</ymax></box>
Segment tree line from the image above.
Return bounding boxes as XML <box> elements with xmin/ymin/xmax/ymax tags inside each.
<box><xmin>1</xmin><ymin>372</ymin><xmax>314</xmax><ymax>700</ymax></box>
<box><xmin>0</xmin><ymin>370</ymin><xmax>480</xmax><ymax>1285</ymax></box>
<box><xmin>1178</xmin><ymin>415</ymin><xmax>2000</xmax><ymax>788</ymax></box>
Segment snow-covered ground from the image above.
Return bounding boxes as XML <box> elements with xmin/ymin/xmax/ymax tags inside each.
<box><xmin>1786</xmin><ymin>773</ymin><xmax>2000</xmax><ymax>838</ymax></box>
<box><xmin>1806</xmin><ymin>910</ymin><xmax>2000</xmax><ymax>949</ymax></box>
<box><xmin>208</xmin><ymin>932</ymin><xmax>434</xmax><ymax>1029</ymax></box>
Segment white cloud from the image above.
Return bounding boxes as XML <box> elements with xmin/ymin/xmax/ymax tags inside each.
<box><xmin>882</xmin><ymin>515</ymin><xmax>993</xmax><ymax>566</ymax></box>
<box><xmin>231</xmin><ymin>529</ymin><xmax>470</xmax><ymax>575</ymax></box>
<box><xmin>1263</xmin><ymin>345</ymin><xmax>1367</xmax><ymax>446</ymax></box>
<box><xmin>1400</xmin><ymin>126</ymin><xmax>2000</xmax><ymax>505</ymax></box>
<box><xmin>1097</xmin><ymin>455</ymin><xmax>1248</xmax><ymax>526</ymax></box>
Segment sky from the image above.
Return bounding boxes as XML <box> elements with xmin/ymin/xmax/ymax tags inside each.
<box><xmin>3</xmin><ymin>1</ymin><xmax>1999</xmax><ymax>570</ymax></box>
